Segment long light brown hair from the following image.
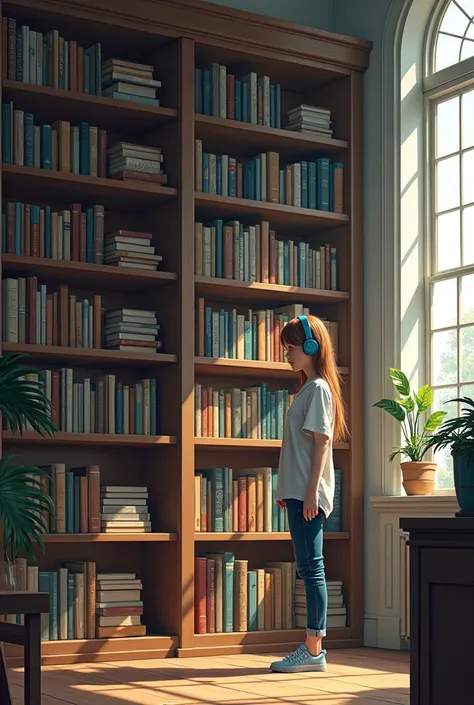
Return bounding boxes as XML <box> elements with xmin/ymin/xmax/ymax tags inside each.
<box><xmin>281</xmin><ymin>315</ymin><xmax>348</xmax><ymax>442</ymax></box>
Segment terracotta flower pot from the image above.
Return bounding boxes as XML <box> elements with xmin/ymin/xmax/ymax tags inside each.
<box><xmin>400</xmin><ymin>461</ymin><xmax>437</xmax><ymax>496</ymax></box>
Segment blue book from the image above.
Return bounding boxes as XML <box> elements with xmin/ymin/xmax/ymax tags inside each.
<box><xmin>247</xmin><ymin>571</ymin><xmax>258</xmax><ymax>631</ymax></box>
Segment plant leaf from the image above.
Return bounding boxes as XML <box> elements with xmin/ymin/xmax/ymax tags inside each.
<box><xmin>424</xmin><ymin>410</ymin><xmax>447</xmax><ymax>432</ymax></box>
<box><xmin>0</xmin><ymin>455</ymin><xmax>54</xmax><ymax>561</ymax></box>
<box><xmin>389</xmin><ymin>368</ymin><xmax>411</xmax><ymax>397</ymax></box>
<box><xmin>396</xmin><ymin>396</ymin><xmax>415</xmax><ymax>412</ymax></box>
<box><xmin>0</xmin><ymin>353</ymin><xmax>57</xmax><ymax>437</ymax></box>
<box><xmin>373</xmin><ymin>398</ymin><xmax>406</xmax><ymax>422</ymax></box>
<box><xmin>416</xmin><ymin>385</ymin><xmax>433</xmax><ymax>412</ymax></box>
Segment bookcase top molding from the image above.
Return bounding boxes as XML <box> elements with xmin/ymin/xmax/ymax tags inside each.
<box><xmin>8</xmin><ymin>0</ymin><xmax>372</xmax><ymax>71</ymax></box>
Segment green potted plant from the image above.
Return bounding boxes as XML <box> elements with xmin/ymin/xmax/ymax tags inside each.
<box><xmin>373</xmin><ymin>368</ymin><xmax>447</xmax><ymax>495</ymax></box>
<box><xmin>428</xmin><ymin>396</ymin><xmax>474</xmax><ymax>515</ymax></box>
<box><xmin>0</xmin><ymin>353</ymin><xmax>56</xmax><ymax>589</ymax></box>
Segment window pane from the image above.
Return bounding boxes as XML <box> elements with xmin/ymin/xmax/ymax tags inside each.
<box><xmin>432</xmin><ymin>329</ymin><xmax>458</xmax><ymax>385</ymax></box>
<box><xmin>461</xmin><ymin>0</ymin><xmax>474</xmax><ymax>19</ymax></box>
<box><xmin>432</xmin><ymin>385</ymin><xmax>457</xmax><ymax>489</ymax></box>
<box><xmin>463</xmin><ymin>149</ymin><xmax>474</xmax><ymax>204</ymax></box>
<box><xmin>461</xmin><ymin>382</ymin><xmax>474</xmax><ymax>400</ymax></box>
<box><xmin>437</xmin><ymin>210</ymin><xmax>461</xmax><ymax>271</ymax></box>
<box><xmin>435</xmin><ymin>449</ymin><xmax>454</xmax><ymax>489</ymax></box>
<box><xmin>437</xmin><ymin>96</ymin><xmax>459</xmax><ymax>157</ymax></box>
<box><xmin>436</xmin><ymin>155</ymin><xmax>460</xmax><ymax>213</ymax></box>
<box><xmin>440</xmin><ymin>2</ymin><xmax>470</xmax><ymax>35</ymax></box>
<box><xmin>461</xmin><ymin>325</ymin><xmax>474</xmax><ymax>382</ymax></box>
<box><xmin>432</xmin><ymin>278</ymin><xmax>458</xmax><ymax>329</ymax></box>
<box><xmin>435</xmin><ymin>34</ymin><xmax>462</xmax><ymax>72</ymax></box>
<box><xmin>462</xmin><ymin>205</ymin><xmax>474</xmax><ymax>264</ymax></box>
<box><xmin>460</xmin><ymin>274</ymin><xmax>474</xmax><ymax>323</ymax></box>
<box><xmin>433</xmin><ymin>386</ymin><xmax>458</xmax><ymax>419</ymax></box>
<box><xmin>461</xmin><ymin>38</ymin><xmax>474</xmax><ymax>60</ymax></box>
<box><xmin>462</xmin><ymin>90</ymin><xmax>474</xmax><ymax>149</ymax></box>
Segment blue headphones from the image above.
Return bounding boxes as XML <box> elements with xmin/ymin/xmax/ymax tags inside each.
<box><xmin>298</xmin><ymin>315</ymin><xmax>319</xmax><ymax>356</ymax></box>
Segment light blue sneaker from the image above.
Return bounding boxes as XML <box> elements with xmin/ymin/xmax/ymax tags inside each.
<box><xmin>270</xmin><ymin>644</ymin><xmax>327</xmax><ymax>673</ymax></box>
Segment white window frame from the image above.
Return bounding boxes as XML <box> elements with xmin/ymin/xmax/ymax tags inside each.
<box><xmin>423</xmin><ymin>3</ymin><xmax>474</xmax><ymax>492</ymax></box>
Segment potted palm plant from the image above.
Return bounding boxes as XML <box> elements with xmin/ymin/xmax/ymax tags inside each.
<box><xmin>373</xmin><ymin>368</ymin><xmax>447</xmax><ymax>495</ymax></box>
<box><xmin>428</xmin><ymin>396</ymin><xmax>474</xmax><ymax>515</ymax></box>
<box><xmin>0</xmin><ymin>353</ymin><xmax>56</xmax><ymax>589</ymax></box>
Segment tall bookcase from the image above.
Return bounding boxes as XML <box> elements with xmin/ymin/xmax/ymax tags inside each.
<box><xmin>0</xmin><ymin>0</ymin><xmax>371</xmax><ymax>665</ymax></box>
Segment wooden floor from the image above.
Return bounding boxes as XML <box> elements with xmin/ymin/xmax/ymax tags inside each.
<box><xmin>7</xmin><ymin>648</ymin><xmax>409</xmax><ymax>705</ymax></box>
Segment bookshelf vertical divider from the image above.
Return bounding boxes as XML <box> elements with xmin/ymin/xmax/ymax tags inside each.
<box><xmin>178</xmin><ymin>37</ymin><xmax>199</xmax><ymax>650</ymax></box>
<box><xmin>0</xmin><ymin>0</ymin><xmax>372</xmax><ymax>665</ymax></box>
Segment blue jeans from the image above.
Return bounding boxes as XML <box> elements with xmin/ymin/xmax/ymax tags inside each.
<box><xmin>285</xmin><ymin>499</ymin><xmax>327</xmax><ymax>637</ymax></box>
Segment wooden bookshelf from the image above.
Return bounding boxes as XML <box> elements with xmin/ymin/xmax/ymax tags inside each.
<box><xmin>0</xmin><ymin>0</ymin><xmax>370</xmax><ymax>665</ymax></box>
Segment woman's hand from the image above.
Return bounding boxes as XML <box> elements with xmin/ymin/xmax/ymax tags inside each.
<box><xmin>303</xmin><ymin>487</ymin><xmax>319</xmax><ymax>521</ymax></box>
<box><xmin>276</xmin><ymin>499</ymin><xmax>286</xmax><ymax>509</ymax></box>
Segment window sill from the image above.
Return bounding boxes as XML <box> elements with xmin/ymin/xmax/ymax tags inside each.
<box><xmin>370</xmin><ymin>494</ymin><xmax>459</xmax><ymax>515</ymax></box>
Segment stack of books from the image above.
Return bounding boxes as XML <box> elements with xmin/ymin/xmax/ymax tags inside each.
<box><xmin>101</xmin><ymin>58</ymin><xmax>161</xmax><ymax>106</ymax></box>
<box><xmin>104</xmin><ymin>229</ymin><xmax>163</xmax><ymax>271</ymax></box>
<box><xmin>107</xmin><ymin>141</ymin><xmax>166</xmax><ymax>184</ymax></box>
<box><xmin>103</xmin><ymin>308</ymin><xmax>161</xmax><ymax>353</ymax></box>
<box><xmin>101</xmin><ymin>485</ymin><xmax>151</xmax><ymax>533</ymax></box>
<box><xmin>284</xmin><ymin>104</ymin><xmax>332</xmax><ymax>138</ymax></box>
<box><xmin>294</xmin><ymin>578</ymin><xmax>346</xmax><ymax>629</ymax></box>
<box><xmin>96</xmin><ymin>571</ymin><xmax>146</xmax><ymax>638</ymax></box>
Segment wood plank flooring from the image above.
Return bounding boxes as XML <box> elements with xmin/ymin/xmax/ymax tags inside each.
<box><xmin>8</xmin><ymin>647</ymin><xmax>409</xmax><ymax>705</ymax></box>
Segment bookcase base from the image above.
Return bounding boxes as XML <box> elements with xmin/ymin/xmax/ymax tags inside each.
<box><xmin>176</xmin><ymin>628</ymin><xmax>360</xmax><ymax>657</ymax></box>
<box><xmin>4</xmin><ymin>635</ymin><xmax>178</xmax><ymax>667</ymax></box>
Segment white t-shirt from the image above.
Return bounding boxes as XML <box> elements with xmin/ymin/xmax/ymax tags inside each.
<box><xmin>276</xmin><ymin>376</ymin><xmax>335</xmax><ymax>518</ymax></box>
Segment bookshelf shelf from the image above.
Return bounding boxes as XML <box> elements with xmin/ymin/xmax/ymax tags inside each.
<box><xmin>0</xmin><ymin>0</ymin><xmax>369</xmax><ymax>666</ymax></box>
<box><xmin>3</xmin><ymin>80</ymin><xmax>178</xmax><ymax>130</ymax></box>
<box><xmin>6</xmin><ymin>635</ymin><xmax>178</xmax><ymax>667</ymax></box>
<box><xmin>2</xmin><ymin>165</ymin><xmax>177</xmax><ymax>209</ymax></box>
<box><xmin>194</xmin><ymin>438</ymin><xmax>350</xmax><ymax>451</ymax></box>
<box><xmin>194</xmin><ymin>275</ymin><xmax>349</xmax><ymax>305</ymax></box>
<box><xmin>194</xmin><ymin>532</ymin><xmax>350</xmax><ymax>541</ymax></box>
<box><xmin>3</xmin><ymin>343</ymin><xmax>178</xmax><ymax>368</ymax></box>
<box><xmin>2</xmin><ymin>255</ymin><xmax>178</xmax><ymax>290</ymax></box>
<box><xmin>194</xmin><ymin>193</ymin><xmax>350</xmax><ymax>231</ymax></box>
<box><xmin>194</xmin><ymin>113</ymin><xmax>349</xmax><ymax>158</ymax></box>
<box><xmin>178</xmin><ymin>627</ymin><xmax>353</xmax><ymax>656</ymax></box>
<box><xmin>195</xmin><ymin>356</ymin><xmax>349</xmax><ymax>379</ymax></box>
<box><xmin>2</xmin><ymin>431</ymin><xmax>177</xmax><ymax>446</ymax></box>
<box><xmin>43</xmin><ymin>533</ymin><xmax>177</xmax><ymax>543</ymax></box>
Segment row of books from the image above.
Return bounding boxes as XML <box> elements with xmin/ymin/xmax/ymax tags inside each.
<box><xmin>195</xmin><ymin>141</ymin><xmax>343</xmax><ymax>213</ymax></box>
<box><xmin>4</xmin><ymin>18</ymin><xmax>163</xmax><ymax>108</ymax></box>
<box><xmin>195</xmin><ymin>467</ymin><xmax>342</xmax><ymax>534</ymax></box>
<box><xmin>3</xmin><ymin>17</ymin><xmax>101</xmax><ymax>94</ymax></box>
<box><xmin>2</xmin><ymin>103</ymin><xmax>107</xmax><ymax>175</ymax></box>
<box><xmin>1</xmin><ymin>559</ymin><xmax>145</xmax><ymax>640</ymax></box>
<box><xmin>195</xmin><ymin>468</ymin><xmax>286</xmax><ymax>533</ymax></box>
<box><xmin>196</xmin><ymin>300</ymin><xmax>339</xmax><ymax>363</ymax></box>
<box><xmin>195</xmin><ymin>220</ymin><xmax>338</xmax><ymax>291</ymax></box>
<box><xmin>194</xmin><ymin>383</ymin><xmax>292</xmax><ymax>440</ymax></box>
<box><xmin>195</xmin><ymin>557</ymin><xmax>298</xmax><ymax>633</ymax></box>
<box><xmin>2</xmin><ymin>280</ymin><xmax>162</xmax><ymax>354</ymax></box>
<box><xmin>39</xmin><ymin>465</ymin><xmax>152</xmax><ymax>535</ymax></box>
<box><xmin>196</xmin><ymin>555</ymin><xmax>346</xmax><ymax>634</ymax></box>
<box><xmin>2</xmin><ymin>200</ymin><xmax>105</xmax><ymax>262</ymax></box>
<box><xmin>9</xmin><ymin>370</ymin><xmax>159</xmax><ymax>435</ymax></box>
<box><xmin>194</xmin><ymin>65</ymin><xmax>282</xmax><ymax>128</ymax></box>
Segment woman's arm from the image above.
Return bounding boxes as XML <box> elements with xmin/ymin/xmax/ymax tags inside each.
<box><xmin>303</xmin><ymin>432</ymin><xmax>330</xmax><ymax>520</ymax></box>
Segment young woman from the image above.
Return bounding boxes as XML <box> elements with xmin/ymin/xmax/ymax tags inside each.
<box><xmin>270</xmin><ymin>314</ymin><xmax>347</xmax><ymax>674</ymax></box>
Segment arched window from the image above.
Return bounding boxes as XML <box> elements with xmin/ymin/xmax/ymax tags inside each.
<box><xmin>427</xmin><ymin>0</ymin><xmax>474</xmax><ymax>488</ymax></box>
